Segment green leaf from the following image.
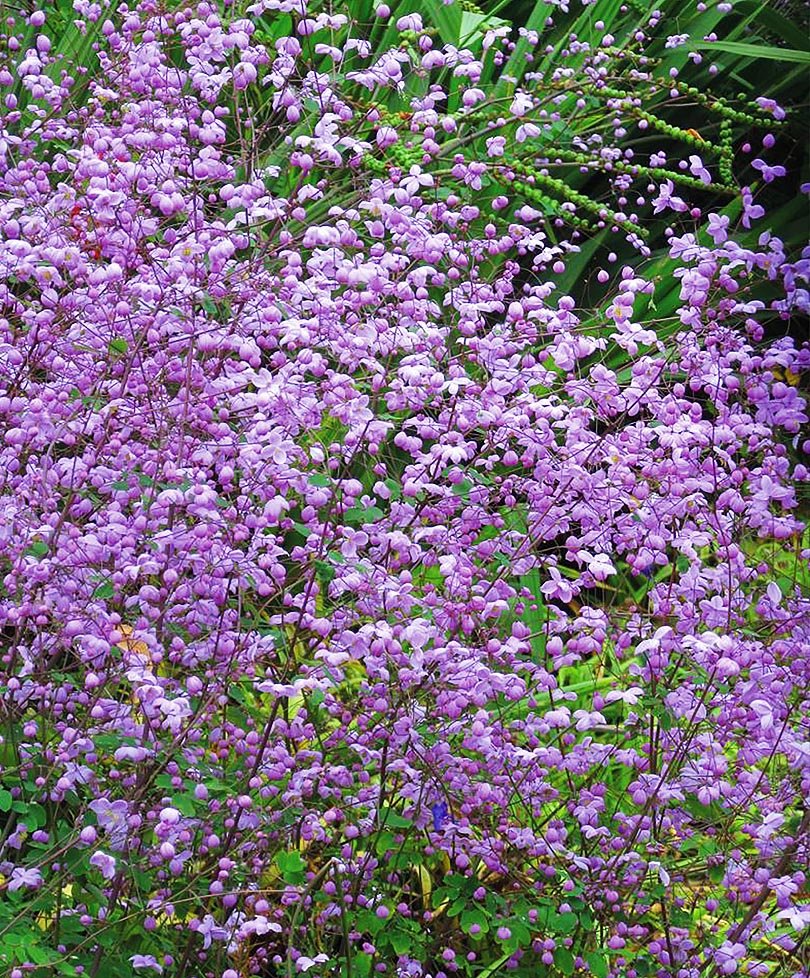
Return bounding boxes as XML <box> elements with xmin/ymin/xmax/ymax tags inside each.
<box><xmin>353</xmin><ymin>954</ymin><xmax>372</xmax><ymax>978</ymax></box>
<box><xmin>555</xmin><ymin>948</ymin><xmax>575</xmax><ymax>975</ymax></box>
<box><xmin>382</xmin><ymin>478</ymin><xmax>401</xmax><ymax>500</ymax></box>
<box><xmin>389</xmin><ymin>924</ymin><xmax>423</xmax><ymax>955</ymax></box>
<box><xmin>174</xmin><ymin>793</ymin><xmax>196</xmax><ymax>817</ymax></box>
<box><xmin>25</xmin><ymin>540</ymin><xmax>49</xmax><ymax>559</ymax></box>
<box><xmin>28</xmin><ymin>943</ymin><xmax>60</xmax><ymax>965</ymax></box>
<box><xmin>552</xmin><ymin>911</ymin><xmax>579</xmax><ymax>934</ymax></box>
<box><xmin>519</xmin><ymin>568</ymin><xmax>547</xmax><ymax>660</ymax></box>
<box><xmin>738</xmin><ymin>0</ymin><xmax>810</xmax><ymax>49</ymax></box>
<box><xmin>108</xmin><ymin>337</ymin><xmax>128</xmax><ymax>356</ymax></box>
<box><xmin>448</xmin><ymin>894</ymin><xmax>469</xmax><ymax>917</ymax></box>
<box><xmin>358</xmin><ymin>909</ymin><xmax>386</xmax><ymax>935</ymax></box>
<box><xmin>423</xmin><ymin>0</ymin><xmax>462</xmax><ymax>45</ymax></box>
<box><xmin>478</xmin><ymin>952</ymin><xmax>513</xmax><ymax>978</ymax></box>
<box><xmin>587</xmin><ymin>951</ymin><xmax>609</xmax><ymax>978</ymax></box>
<box><xmin>461</xmin><ymin>907</ymin><xmax>489</xmax><ymax>935</ymax></box>
<box><xmin>275</xmin><ymin>849</ymin><xmax>305</xmax><ymax>882</ymax></box>
<box><xmin>344</xmin><ymin>504</ymin><xmax>384</xmax><ymax>524</ymax></box>
<box><xmin>379</xmin><ymin>807</ymin><xmax>412</xmax><ymax>829</ymax></box>
<box><xmin>93</xmin><ymin>581</ymin><xmax>115</xmax><ymax>600</ymax></box>
<box><xmin>375</xmin><ymin>830</ymin><xmax>397</xmax><ymax>856</ymax></box>
<box><xmin>26</xmin><ymin>803</ymin><xmax>46</xmax><ymax>827</ymax></box>
<box><xmin>315</xmin><ymin>559</ymin><xmax>336</xmax><ymax>584</ymax></box>
<box><xmin>0</xmin><ymin>789</ymin><xmax>12</xmax><ymax>812</ymax></box>
<box><xmin>692</xmin><ymin>40</ymin><xmax>810</xmax><ymax>63</ymax></box>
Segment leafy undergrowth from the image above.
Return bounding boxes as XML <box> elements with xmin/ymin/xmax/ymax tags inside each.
<box><xmin>0</xmin><ymin>1</ymin><xmax>808</xmax><ymax>977</ymax></box>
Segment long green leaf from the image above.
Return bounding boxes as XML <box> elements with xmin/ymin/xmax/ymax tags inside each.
<box><xmin>738</xmin><ymin>0</ymin><xmax>810</xmax><ymax>50</ymax></box>
<box><xmin>692</xmin><ymin>40</ymin><xmax>810</xmax><ymax>63</ymax></box>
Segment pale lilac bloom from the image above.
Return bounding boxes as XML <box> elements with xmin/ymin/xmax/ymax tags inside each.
<box><xmin>510</xmin><ymin>92</ymin><xmax>532</xmax><ymax>116</ymax></box>
<box><xmin>766</xmin><ymin>582</ymin><xmax>782</xmax><ymax>605</ymax></box>
<box><xmin>707</xmin><ymin>213</ymin><xmax>729</xmax><ymax>244</ymax></box>
<box><xmin>776</xmin><ymin>905</ymin><xmax>810</xmax><ymax>930</ymax></box>
<box><xmin>130</xmin><ymin>956</ymin><xmax>164</xmax><ymax>973</ymax></box>
<box><xmin>741</xmin><ymin>187</ymin><xmax>765</xmax><ymax>228</ymax></box>
<box><xmin>541</xmin><ymin>567</ymin><xmax>575</xmax><ymax>603</ymax></box>
<box><xmin>605</xmin><ymin>687</ymin><xmax>644</xmax><ymax>706</ymax></box>
<box><xmin>193</xmin><ymin>913</ymin><xmax>230</xmax><ymax>949</ymax></box>
<box><xmin>752</xmin><ymin>158</ymin><xmax>786</xmax><ymax>183</ymax></box>
<box><xmin>755</xmin><ymin>96</ymin><xmax>786</xmax><ymax>120</ymax></box>
<box><xmin>770</xmin><ymin>875</ymin><xmax>801</xmax><ymax>908</ymax></box>
<box><xmin>714</xmin><ymin>941</ymin><xmax>747</xmax><ymax>974</ymax></box>
<box><xmin>749</xmin><ymin>700</ymin><xmax>775</xmax><ymax>730</ymax></box>
<box><xmin>516</xmin><ymin>122</ymin><xmax>541</xmax><ymax>142</ymax></box>
<box><xmin>688</xmin><ymin>154</ymin><xmax>712</xmax><ymax>183</ymax></box>
<box><xmin>573</xmin><ymin>710</ymin><xmax>606</xmax><ymax>731</ymax></box>
<box><xmin>401</xmin><ymin>165</ymin><xmax>433</xmax><ymax>195</ymax></box>
<box><xmin>485</xmin><ymin>136</ymin><xmax>505</xmax><ymax>157</ymax></box>
<box><xmin>7</xmin><ymin>866</ymin><xmax>43</xmax><ymax>891</ymax></box>
<box><xmin>89</xmin><ymin>851</ymin><xmax>117</xmax><ymax>880</ymax></box>
<box><xmin>297</xmin><ymin>955</ymin><xmax>330</xmax><ymax>973</ymax></box>
<box><xmin>652</xmin><ymin>180</ymin><xmax>688</xmax><ymax>214</ymax></box>
<box><xmin>89</xmin><ymin>798</ymin><xmax>130</xmax><ymax>850</ymax></box>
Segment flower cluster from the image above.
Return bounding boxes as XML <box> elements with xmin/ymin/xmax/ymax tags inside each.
<box><xmin>0</xmin><ymin>1</ymin><xmax>807</xmax><ymax>977</ymax></box>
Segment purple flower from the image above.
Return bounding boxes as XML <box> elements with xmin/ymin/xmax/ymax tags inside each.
<box><xmin>752</xmin><ymin>158</ymin><xmax>787</xmax><ymax>183</ymax></box>
<box><xmin>651</xmin><ymin>180</ymin><xmax>688</xmax><ymax>214</ymax></box>
<box><xmin>707</xmin><ymin>213</ymin><xmax>729</xmax><ymax>244</ymax></box>
<box><xmin>755</xmin><ymin>96</ymin><xmax>786</xmax><ymax>120</ymax></box>
<box><xmin>776</xmin><ymin>906</ymin><xmax>810</xmax><ymax>930</ymax></box>
<box><xmin>89</xmin><ymin>851</ymin><xmax>117</xmax><ymax>880</ymax></box>
<box><xmin>541</xmin><ymin>567</ymin><xmax>576</xmax><ymax>604</ymax></box>
<box><xmin>431</xmin><ymin>801</ymin><xmax>449</xmax><ymax>831</ymax></box>
<box><xmin>688</xmin><ymin>154</ymin><xmax>712</xmax><ymax>184</ymax></box>
<box><xmin>375</xmin><ymin>126</ymin><xmax>398</xmax><ymax>150</ymax></box>
<box><xmin>130</xmin><ymin>957</ymin><xmax>163</xmax><ymax>974</ymax></box>
<box><xmin>486</xmin><ymin>136</ymin><xmax>506</xmax><ymax>157</ymax></box>
<box><xmin>7</xmin><ymin>867</ymin><xmax>43</xmax><ymax>891</ymax></box>
<box><xmin>0</xmin><ymin>6</ymin><xmax>806</xmax><ymax>972</ymax></box>
<box><xmin>193</xmin><ymin>914</ymin><xmax>230</xmax><ymax>950</ymax></box>
<box><xmin>714</xmin><ymin>941</ymin><xmax>746</xmax><ymax>975</ymax></box>
<box><xmin>89</xmin><ymin>798</ymin><xmax>130</xmax><ymax>850</ymax></box>
<box><xmin>741</xmin><ymin>186</ymin><xmax>765</xmax><ymax>228</ymax></box>
<box><xmin>297</xmin><ymin>955</ymin><xmax>330</xmax><ymax>973</ymax></box>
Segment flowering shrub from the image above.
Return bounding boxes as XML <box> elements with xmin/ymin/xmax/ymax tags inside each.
<box><xmin>0</xmin><ymin>1</ymin><xmax>808</xmax><ymax>977</ymax></box>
